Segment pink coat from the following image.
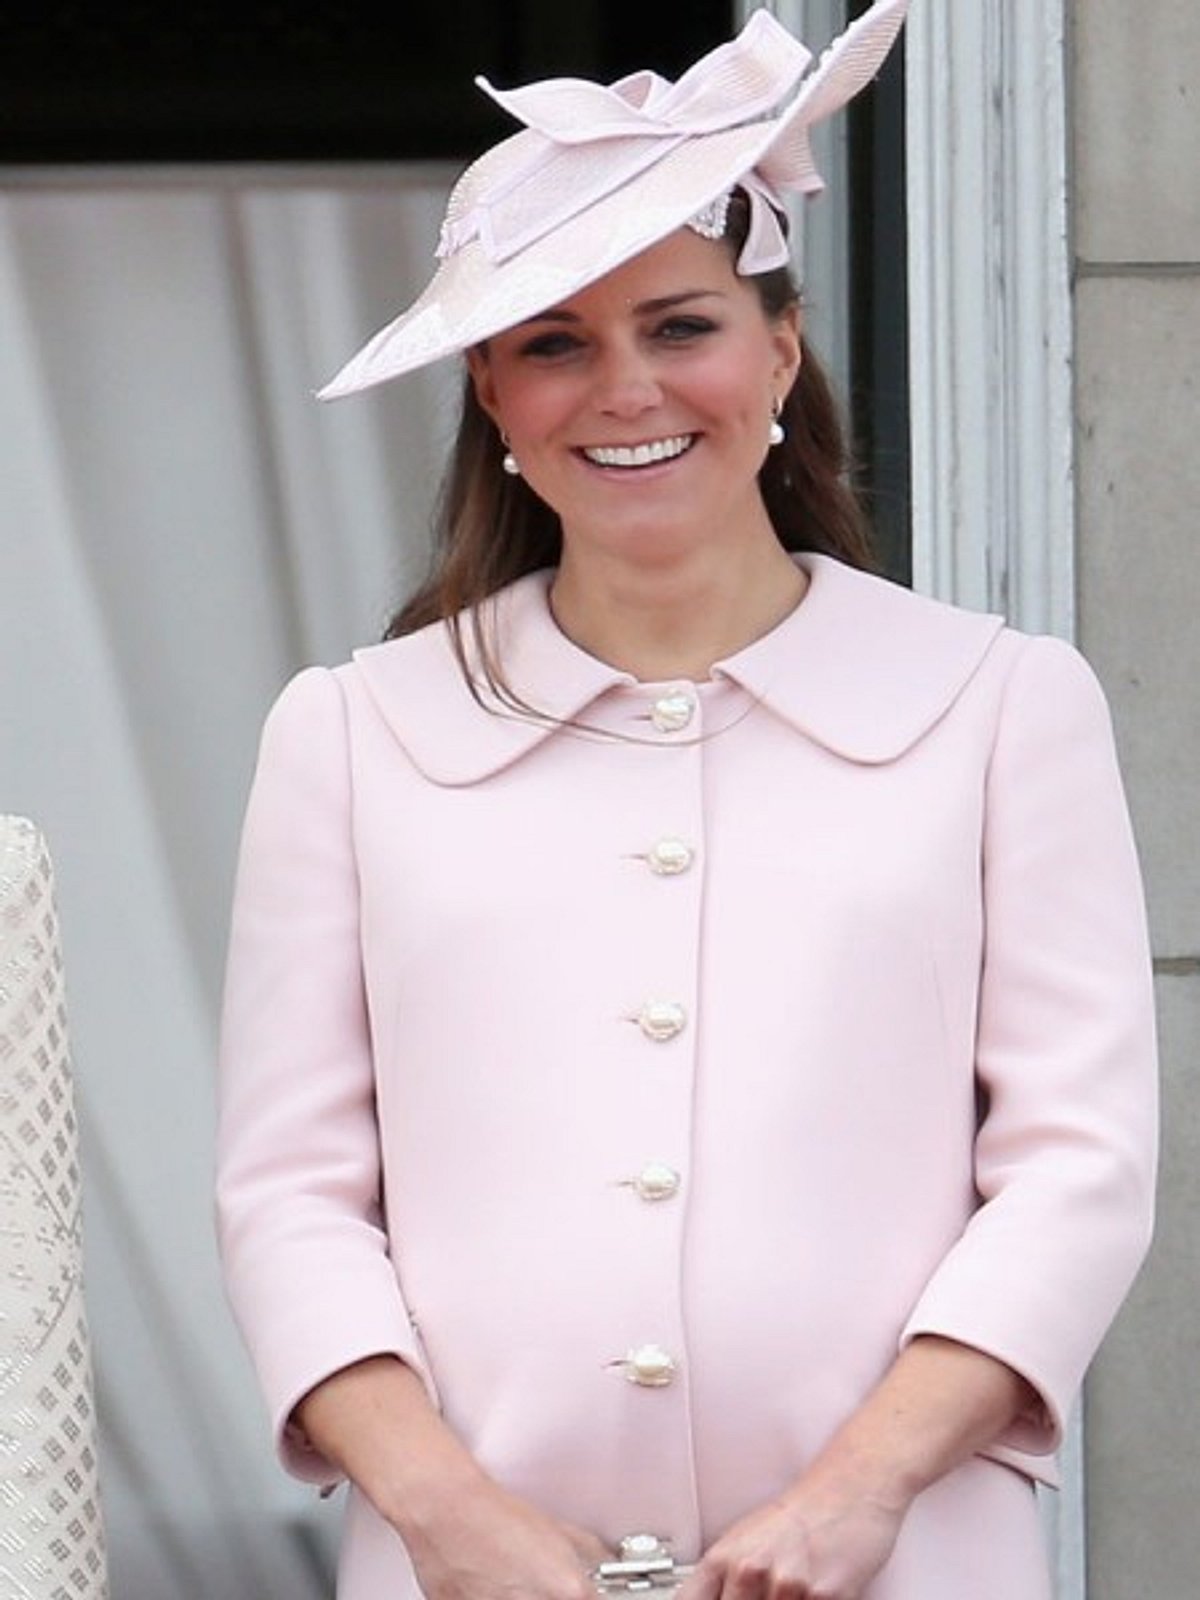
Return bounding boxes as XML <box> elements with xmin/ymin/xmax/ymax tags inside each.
<box><xmin>216</xmin><ymin>553</ymin><xmax>1157</xmax><ymax>1599</ymax></box>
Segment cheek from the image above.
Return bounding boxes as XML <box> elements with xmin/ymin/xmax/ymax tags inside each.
<box><xmin>492</xmin><ymin>375</ymin><xmax>576</xmax><ymax>447</ymax></box>
<box><xmin>685</xmin><ymin>348</ymin><xmax>777</xmax><ymax>422</ymax></box>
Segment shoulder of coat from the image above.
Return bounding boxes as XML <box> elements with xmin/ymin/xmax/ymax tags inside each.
<box><xmin>721</xmin><ymin>555</ymin><xmax>1015</xmax><ymax>764</ymax></box>
<box><xmin>339</xmin><ymin>571</ymin><xmax>628</xmax><ymax>785</ymax></box>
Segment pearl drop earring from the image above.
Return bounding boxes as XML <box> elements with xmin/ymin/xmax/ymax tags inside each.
<box><xmin>768</xmin><ymin>397</ymin><xmax>785</xmax><ymax>447</ymax></box>
<box><xmin>500</xmin><ymin>431</ymin><xmax>521</xmax><ymax>476</ymax></box>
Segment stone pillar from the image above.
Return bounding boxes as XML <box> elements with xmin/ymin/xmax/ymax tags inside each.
<box><xmin>1072</xmin><ymin>6</ymin><xmax>1200</xmax><ymax>1595</ymax></box>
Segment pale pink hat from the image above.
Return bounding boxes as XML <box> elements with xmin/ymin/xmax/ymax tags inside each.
<box><xmin>318</xmin><ymin>0</ymin><xmax>909</xmax><ymax>399</ymax></box>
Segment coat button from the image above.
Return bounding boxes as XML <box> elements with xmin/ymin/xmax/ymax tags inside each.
<box><xmin>650</xmin><ymin>690</ymin><xmax>695</xmax><ymax>732</ymax></box>
<box><xmin>621</xmin><ymin>1344</ymin><xmax>677</xmax><ymax>1387</ymax></box>
<box><xmin>647</xmin><ymin>837</ymin><xmax>694</xmax><ymax>876</ymax></box>
<box><xmin>637</xmin><ymin>1000</ymin><xmax>686</xmax><ymax>1041</ymax></box>
<box><xmin>631</xmin><ymin>1163</ymin><xmax>681</xmax><ymax>1201</ymax></box>
<box><xmin>618</xmin><ymin>1535</ymin><xmax>671</xmax><ymax>1562</ymax></box>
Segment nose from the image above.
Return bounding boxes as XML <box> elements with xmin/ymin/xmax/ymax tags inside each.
<box><xmin>592</xmin><ymin>341</ymin><xmax>663</xmax><ymax>417</ymax></box>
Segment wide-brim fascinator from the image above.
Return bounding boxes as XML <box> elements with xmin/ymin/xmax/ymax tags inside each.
<box><xmin>318</xmin><ymin>0</ymin><xmax>908</xmax><ymax>399</ymax></box>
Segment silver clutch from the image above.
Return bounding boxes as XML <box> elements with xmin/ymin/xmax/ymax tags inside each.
<box><xmin>593</xmin><ymin>1535</ymin><xmax>693</xmax><ymax>1593</ymax></box>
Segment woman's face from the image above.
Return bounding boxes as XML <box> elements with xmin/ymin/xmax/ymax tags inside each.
<box><xmin>467</xmin><ymin>228</ymin><xmax>801</xmax><ymax>566</ymax></box>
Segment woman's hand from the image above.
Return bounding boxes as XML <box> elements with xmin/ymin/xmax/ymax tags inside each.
<box><xmin>294</xmin><ymin>1355</ymin><xmax>608</xmax><ymax>1599</ymax></box>
<box><xmin>677</xmin><ymin>1336</ymin><xmax>1037</xmax><ymax>1599</ymax></box>
<box><xmin>675</xmin><ymin>1474</ymin><xmax>903</xmax><ymax>1600</ymax></box>
<box><xmin>401</xmin><ymin>1475</ymin><xmax>608</xmax><ymax>1600</ymax></box>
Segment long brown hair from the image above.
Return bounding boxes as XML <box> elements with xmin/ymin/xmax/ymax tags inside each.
<box><xmin>386</xmin><ymin>192</ymin><xmax>873</xmax><ymax>683</ymax></box>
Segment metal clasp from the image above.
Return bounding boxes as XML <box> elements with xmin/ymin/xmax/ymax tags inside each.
<box><xmin>593</xmin><ymin>1535</ymin><xmax>691</xmax><ymax>1593</ymax></box>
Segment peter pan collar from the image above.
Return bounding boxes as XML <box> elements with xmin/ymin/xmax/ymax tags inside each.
<box><xmin>350</xmin><ymin>555</ymin><xmax>1006</xmax><ymax>785</ymax></box>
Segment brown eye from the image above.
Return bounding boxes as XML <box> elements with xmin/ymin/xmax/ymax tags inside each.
<box><xmin>519</xmin><ymin>331</ymin><xmax>583</xmax><ymax>359</ymax></box>
<box><xmin>656</xmin><ymin>316</ymin><xmax>717</xmax><ymax>342</ymax></box>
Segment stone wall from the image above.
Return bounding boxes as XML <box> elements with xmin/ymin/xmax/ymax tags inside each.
<box><xmin>1072</xmin><ymin>6</ymin><xmax>1200</xmax><ymax>1596</ymax></box>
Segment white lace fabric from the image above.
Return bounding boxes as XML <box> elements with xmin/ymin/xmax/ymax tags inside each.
<box><xmin>0</xmin><ymin>816</ymin><xmax>108</xmax><ymax>1599</ymax></box>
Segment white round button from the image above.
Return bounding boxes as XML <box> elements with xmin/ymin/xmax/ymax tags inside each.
<box><xmin>647</xmin><ymin>838</ymin><xmax>694</xmax><ymax>876</ymax></box>
<box><xmin>625</xmin><ymin>1344</ymin><xmax>677</xmax><ymax>1387</ymax></box>
<box><xmin>637</xmin><ymin>1000</ymin><xmax>687</xmax><ymax>1042</ymax></box>
<box><xmin>650</xmin><ymin>690</ymin><xmax>695</xmax><ymax>733</ymax></box>
<box><xmin>633</xmin><ymin>1163</ymin><xmax>681</xmax><ymax>1201</ymax></box>
<box><xmin>619</xmin><ymin>1535</ymin><xmax>669</xmax><ymax>1562</ymax></box>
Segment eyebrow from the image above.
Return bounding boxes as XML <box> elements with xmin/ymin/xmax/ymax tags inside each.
<box><xmin>519</xmin><ymin>289</ymin><xmax>725</xmax><ymax>326</ymax></box>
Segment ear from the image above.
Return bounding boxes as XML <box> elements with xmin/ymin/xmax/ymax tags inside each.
<box><xmin>771</xmin><ymin>302</ymin><xmax>803</xmax><ymax>394</ymax></box>
<box><xmin>466</xmin><ymin>345</ymin><xmax>503</xmax><ymax>428</ymax></box>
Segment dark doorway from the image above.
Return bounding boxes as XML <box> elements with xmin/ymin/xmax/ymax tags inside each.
<box><xmin>847</xmin><ymin>3</ymin><xmax>910</xmax><ymax>583</ymax></box>
<box><xmin>0</xmin><ymin>3</ymin><xmax>731</xmax><ymax>164</ymax></box>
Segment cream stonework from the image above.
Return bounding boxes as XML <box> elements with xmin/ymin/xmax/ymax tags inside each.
<box><xmin>1072</xmin><ymin>2</ymin><xmax>1200</xmax><ymax>1595</ymax></box>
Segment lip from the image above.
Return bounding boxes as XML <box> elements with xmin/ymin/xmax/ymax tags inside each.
<box><xmin>577</xmin><ymin>433</ymin><xmax>698</xmax><ymax>471</ymax></box>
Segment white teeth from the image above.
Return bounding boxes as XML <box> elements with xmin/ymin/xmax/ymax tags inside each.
<box><xmin>583</xmin><ymin>434</ymin><xmax>694</xmax><ymax>468</ymax></box>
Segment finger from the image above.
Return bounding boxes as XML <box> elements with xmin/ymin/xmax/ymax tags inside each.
<box><xmin>726</xmin><ymin>1562</ymin><xmax>764</xmax><ymax>1600</ymax></box>
<box><xmin>560</xmin><ymin>1523</ymin><xmax>612</xmax><ymax>1565</ymax></box>
<box><xmin>722</xmin><ymin>1552</ymin><xmax>791</xmax><ymax>1600</ymax></box>
<box><xmin>675</xmin><ymin>1558</ymin><xmax>728</xmax><ymax>1600</ymax></box>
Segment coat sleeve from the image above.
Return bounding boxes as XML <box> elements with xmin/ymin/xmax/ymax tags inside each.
<box><xmin>900</xmin><ymin>634</ymin><xmax>1158</xmax><ymax>1465</ymax></box>
<box><xmin>215</xmin><ymin>666</ymin><xmax>436</xmax><ymax>1485</ymax></box>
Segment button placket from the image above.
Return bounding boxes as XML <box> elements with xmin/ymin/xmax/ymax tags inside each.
<box><xmin>600</xmin><ymin>691</ymin><xmax>703</xmax><ymax>1482</ymax></box>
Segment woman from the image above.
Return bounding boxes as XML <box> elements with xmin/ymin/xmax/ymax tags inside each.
<box><xmin>216</xmin><ymin>5</ymin><xmax>1158</xmax><ymax>1597</ymax></box>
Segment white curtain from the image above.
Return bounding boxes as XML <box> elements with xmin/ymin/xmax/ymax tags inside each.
<box><xmin>0</xmin><ymin>165</ymin><xmax>459</xmax><ymax>1599</ymax></box>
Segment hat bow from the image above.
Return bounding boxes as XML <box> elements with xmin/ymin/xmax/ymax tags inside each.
<box><xmin>435</xmin><ymin>3</ymin><xmax>907</xmax><ymax>276</ymax></box>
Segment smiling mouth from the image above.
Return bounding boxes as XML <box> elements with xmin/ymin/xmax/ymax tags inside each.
<box><xmin>580</xmin><ymin>434</ymin><xmax>697</xmax><ymax>469</ymax></box>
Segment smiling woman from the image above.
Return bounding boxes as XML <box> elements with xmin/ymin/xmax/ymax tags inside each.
<box><xmin>390</xmin><ymin>189</ymin><xmax>872</xmax><ymax>691</ymax></box>
<box><xmin>215</xmin><ymin>7</ymin><xmax>1157</xmax><ymax>1599</ymax></box>
<box><xmin>464</xmin><ymin>232</ymin><xmax>803</xmax><ymax>658</ymax></box>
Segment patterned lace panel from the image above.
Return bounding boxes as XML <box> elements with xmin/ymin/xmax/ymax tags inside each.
<box><xmin>1</xmin><ymin>817</ymin><xmax>109</xmax><ymax>1599</ymax></box>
